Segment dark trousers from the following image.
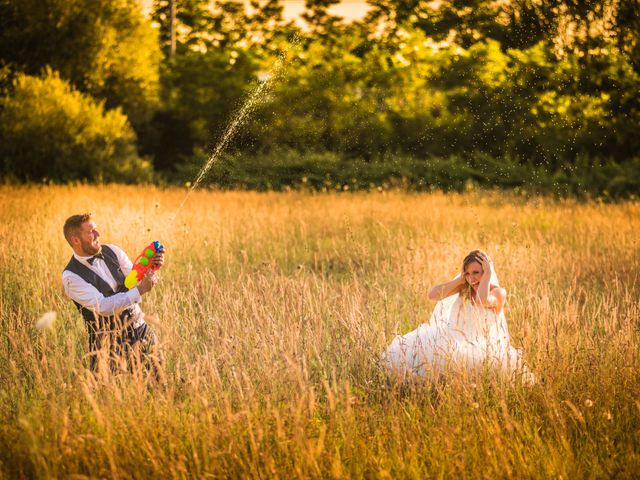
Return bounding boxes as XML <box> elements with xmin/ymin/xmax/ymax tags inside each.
<box><xmin>86</xmin><ymin>315</ymin><xmax>162</xmax><ymax>377</ymax></box>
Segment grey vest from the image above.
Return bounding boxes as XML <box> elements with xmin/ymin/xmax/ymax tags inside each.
<box><xmin>63</xmin><ymin>245</ymin><xmax>134</xmax><ymax>326</ymax></box>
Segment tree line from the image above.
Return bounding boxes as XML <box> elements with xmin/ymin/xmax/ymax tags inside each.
<box><xmin>1</xmin><ymin>0</ymin><xmax>638</xmax><ymax>197</ymax></box>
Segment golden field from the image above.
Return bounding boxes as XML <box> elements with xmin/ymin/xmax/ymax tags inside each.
<box><xmin>0</xmin><ymin>184</ymin><xmax>639</xmax><ymax>478</ymax></box>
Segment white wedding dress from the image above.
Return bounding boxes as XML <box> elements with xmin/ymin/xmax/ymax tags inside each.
<box><xmin>383</xmin><ymin>293</ymin><xmax>534</xmax><ymax>383</ymax></box>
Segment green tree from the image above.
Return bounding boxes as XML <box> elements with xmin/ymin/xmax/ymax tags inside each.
<box><xmin>0</xmin><ymin>0</ymin><xmax>160</xmax><ymax>128</ymax></box>
<box><xmin>302</xmin><ymin>0</ymin><xmax>342</xmax><ymax>37</ymax></box>
<box><xmin>0</xmin><ymin>71</ymin><xmax>151</xmax><ymax>182</ymax></box>
<box><xmin>146</xmin><ymin>0</ymin><xmax>277</xmax><ymax>171</ymax></box>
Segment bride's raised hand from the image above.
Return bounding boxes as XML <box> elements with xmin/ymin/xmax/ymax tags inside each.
<box><xmin>477</xmin><ymin>251</ymin><xmax>493</xmax><ymax>277</ymax></box>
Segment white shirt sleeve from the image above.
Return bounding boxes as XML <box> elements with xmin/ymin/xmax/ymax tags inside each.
<box><xmin>62</xmin><ymin>243</ymin><xmax>141</xmax><ymax>316</ymax></box>
<box><xmin>62</xmin><ymin>270</ymin><xmax>141</xmax><ymax>315</ymax></box>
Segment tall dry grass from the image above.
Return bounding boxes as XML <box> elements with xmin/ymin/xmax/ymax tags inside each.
<box><xmin>0</xmin><ymin>185</ymin><xmax>639</xmax><ymax>478</ymax></box>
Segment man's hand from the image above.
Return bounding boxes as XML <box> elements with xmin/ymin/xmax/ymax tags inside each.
<box><xmin>137</xmin><ymin>269</ymin><xmax>159</xmax><ymax>295</ymax></box>
<box><xmin>151</xmin><ymin>249</ymin><xmax>165</xmax><ymax>269</ymax></box>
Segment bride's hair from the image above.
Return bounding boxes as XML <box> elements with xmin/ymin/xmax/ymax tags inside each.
<box><xmin>460</xmin><ymin>250</ymin><xmax>483</xmax><ymax>300</ymax></box>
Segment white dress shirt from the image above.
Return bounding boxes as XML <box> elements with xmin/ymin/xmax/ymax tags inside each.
<box><xmin>62</xmin><ymin>244</ymin><xmax>145</xmax><ymax>327</ymax></box>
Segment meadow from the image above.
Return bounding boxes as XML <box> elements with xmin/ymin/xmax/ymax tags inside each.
<box><xmin>1</xmin><ymin>184</ymin><xmax>639</xmax><ymax>478</ymax></box>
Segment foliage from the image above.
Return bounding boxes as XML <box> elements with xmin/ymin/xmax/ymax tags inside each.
<box><xmin>0</xmin><ymin>71</ymin><xmax>152</xmax><ymax>183</ymax></box>
<box><xmin>143</xmin><ymin>0</ymin><xmax>289</xmax><ymax>170</ymax></box>
<box><xmin>141</xmin><ymin>47</ymin><xmax>260</xmax><ymax>171</ymax></box>
<box><xmin>0</xmin><ymin>0</ymin><xmax>160</xmax><ymax>128</ymax></box>
<box><xmin>0</xmin><ymin>0</ymin><xmax>639</xmax><ymax>194</ymax></box>
<box><xmin>176</xmin><ymin>148</ymin><xmax>639</xmax><ymax>199</ymax></box>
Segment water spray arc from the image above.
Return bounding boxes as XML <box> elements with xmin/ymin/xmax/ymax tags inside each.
<box><xmin>162</xmin><ymin>45</ymin><xmax>294</xmax><ymax>241</ymax></box>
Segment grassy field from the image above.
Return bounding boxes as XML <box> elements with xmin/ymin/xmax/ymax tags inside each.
<box><xmin>1</xmin><ymin>184</ymin><xmax>639</xmax><ymax>478</ymax></box>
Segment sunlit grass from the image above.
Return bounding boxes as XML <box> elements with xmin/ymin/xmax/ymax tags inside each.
<box><xmin>1</xmin><ymin>185</ymin><xmax>639</xmax><ymax>478</ymax></box>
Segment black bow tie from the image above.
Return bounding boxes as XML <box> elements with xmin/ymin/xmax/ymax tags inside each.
<box><xmin>87</xmin><ymin>253</ymin><xmax>104</xmax><ymax>265</ymax></box>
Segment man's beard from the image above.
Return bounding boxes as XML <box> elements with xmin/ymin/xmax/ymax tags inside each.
<box><xmin>80</xmin><ymin>238</ymin><xmax>100</xmax><ymax>256</ymax></box>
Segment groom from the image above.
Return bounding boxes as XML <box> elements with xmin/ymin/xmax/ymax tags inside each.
<box><xmin>62</xmin><ymin>213</ymin><xmax>164</xmax><ymax>374</ymax></box>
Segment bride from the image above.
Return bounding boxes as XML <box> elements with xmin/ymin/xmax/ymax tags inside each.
<box><xmin>383</xmin><ymin>250</ymin><xmax>535</xmax><ymax>384</ymax></box>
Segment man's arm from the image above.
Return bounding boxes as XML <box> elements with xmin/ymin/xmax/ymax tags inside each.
<box><xmin>62</xmin><ymin>270</ymin><xmax>141</xmax><ymax>315</ymax></box>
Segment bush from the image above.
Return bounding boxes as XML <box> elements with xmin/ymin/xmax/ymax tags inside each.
<box><xmin>176</xmin><ymin>148</ymin><xmax>484</xmax><ymax>191</ymax></box>
<box><xmin>174</xmin><ymin>148</ymin><xmax>639</xmax><ymax>199</ymax></box>
<box><xmin>0</xmin><ymin>0</ymin><xmax>160</xmax><ymax>128</ymax></box>
<box><xmin>0</xmin><ymin>70</ymin><xmax>152</xmax><ymax>183</ymax></box>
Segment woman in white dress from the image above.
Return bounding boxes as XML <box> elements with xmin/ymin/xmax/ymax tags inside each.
<box><xmin>383</xmin><ymin>250</ymin><xmax>535</xmax><ymax>383</ymax></box>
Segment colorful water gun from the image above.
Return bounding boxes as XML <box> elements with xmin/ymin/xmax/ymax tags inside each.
<box><xmin>124</xmin><ymin>240</ymin><xmax>164</xmax><ymax>289</ymax></box>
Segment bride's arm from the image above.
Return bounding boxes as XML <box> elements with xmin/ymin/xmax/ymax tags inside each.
<box><xmin>427</xmin><ymin>273</ymin><xmax>465</xmax><ymax>301</ymax></box>
<box><xmin>476</xmin><ymin>252</ymin><xmax>506</xmax><ymax>311</ymax></box>
<box><xmin>478</xmin><ymin>285</ymin><xmax>507</xmax><ymax>311</ymax></box>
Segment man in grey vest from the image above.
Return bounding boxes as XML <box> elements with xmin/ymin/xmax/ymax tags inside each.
<box><xmin>62</xmin><ymin>213</ymin><xmax>164</xmax><ymax>374</ymax></box>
